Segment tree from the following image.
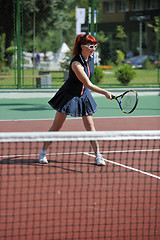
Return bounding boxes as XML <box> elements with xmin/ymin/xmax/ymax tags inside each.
<box><xmin>0</xmin><ymin>33</ymin><xmax>6</xmax><ymax>68</ymax></box>
<box><xmin>0</xmin><ymin>0</ymin><xmax>102</xmax><ymax>66</ymax></box>
<box><xmin>147</xmin><ymin>16</ymin><xmax>160</xmax><ymax>57</ymax></box>
<box><xmin>22</xmin><ymin>0</ymin><xmax>77</xmax><ymax>51</ymax></box>
<box><xmin>0</xmin><ymin>0</ymin><xmax>77</xmax><ymax>57</ymax></box>
<box><xmin>116</xmin><ymin>25</ymin><xmax>127</xmax><ymax>39</ymax></box>
<box><xmin>109</xmin><ymin>25</ymin><xmax>128</xmax><ymax>64</ymax></box>
<box><xmin>0</xmin><ymin>0</ymin><xmax>14</xmax><ymax>50</ymax></box>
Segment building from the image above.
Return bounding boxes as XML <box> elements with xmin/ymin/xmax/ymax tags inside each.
<box><xmin>99</xmin><ymin>0</ymin><xmax>160</xmax><ymax>63</ymax></box>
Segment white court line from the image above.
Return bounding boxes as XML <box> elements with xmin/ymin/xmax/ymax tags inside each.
<box><xmin>1</xmin><ymin>148</ymin><xmax>159</xmax><ymax>180</ymax></box>
<box><xmin>0</xmin><ymin>89</ymin><xmax>159</xmax><ymax>99</ymax></box>
<box><xmin>102</xmin><ymin>149</ymin><xmax>160</xmax><ymax>153</ymax></box>
<box><xmin>0</xmin><ymin>115</ymin><xmax>160</xmax><ymax>122</ymax></box>
<box><xmin>1</xmin><ymin>148</ymin><xmax>159</xmax><ymax>159</ymax></box>
<box><xmin>0</xmin><ymin>151</ymin><xmax>82</xmax><ymax>159</ymax></box>
<box><xmin>85</xmin><ymin>152</ymin><xmax>160</xmax><ymax>180</ymax></box>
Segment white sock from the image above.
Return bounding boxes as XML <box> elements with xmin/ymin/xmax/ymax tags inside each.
<box><xmin>95</xmin><ymin>152</ymin><xmax>101</xmax><ymax>157</ymax></box>
<box><xmin>41</xmin><ymin>149</ymin><xmax>46</xmax><ymax>155</ymax></box>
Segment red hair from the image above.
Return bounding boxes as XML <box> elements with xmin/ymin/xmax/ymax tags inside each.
<box><xmin>73</xmin><ymin>34</ymin><xmax>97</xmax><ymax>56</ymax></box>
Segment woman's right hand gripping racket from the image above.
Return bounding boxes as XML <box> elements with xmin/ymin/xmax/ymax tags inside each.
<box><xmin>113</xmin><ymin>90</ymin><xmax>138</xmax><ymax>114</ymax></box>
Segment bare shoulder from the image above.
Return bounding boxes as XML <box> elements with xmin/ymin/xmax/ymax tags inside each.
<box><xmin>72</xmin><ymin>61</ymin><xmax>84</xmax><ymax>71</ymax></box>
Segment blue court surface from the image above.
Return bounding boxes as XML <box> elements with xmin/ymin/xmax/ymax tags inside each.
<box><xmin>0</xmin><ymin>92</ymin><xmax>159</xmax><ymax>121</ymax></box>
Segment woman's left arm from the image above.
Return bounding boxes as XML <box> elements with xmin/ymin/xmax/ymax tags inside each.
<box><xmin>72</xmin><ymin>61</ymin><xmax>113</xmax><ymax>99</ymax></box>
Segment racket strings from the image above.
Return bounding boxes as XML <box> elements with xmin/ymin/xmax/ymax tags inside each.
<box><xmin>121</xmin><ymin>92</ymin><xmax>137</xmax><ymax>113</ymax></box>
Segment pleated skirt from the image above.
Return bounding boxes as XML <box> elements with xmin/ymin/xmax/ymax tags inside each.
<box><xmin>48</xmin><ymin>88</ymin><xmax>97</xmax><ymax>117</ymax></box>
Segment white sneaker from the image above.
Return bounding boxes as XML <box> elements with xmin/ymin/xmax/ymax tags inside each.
<box><xmin>39</xmin><ymin>152</ymin><xmax>48</xmax><ymax>164</ymax></box>
<box><xmin>95</xmin><ymin>154</ymin><xmax>106</xmax><ymax>166</ymax></box>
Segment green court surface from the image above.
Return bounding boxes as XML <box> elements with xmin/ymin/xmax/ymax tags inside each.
<box><xmin>0</xmin><ymin>95</ymin><xmax>160</xmax><ymax>121</ymax></box>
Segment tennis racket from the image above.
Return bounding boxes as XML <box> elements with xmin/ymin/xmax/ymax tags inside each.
<box><xmin>113</xmin><ymin>90</ymin><xmax>138</xmax><ymax>114</ymax></box>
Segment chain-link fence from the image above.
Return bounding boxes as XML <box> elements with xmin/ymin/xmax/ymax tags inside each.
<box><xmin>0</xmin><ymin>0</ymin><xmax>78</xmax><ymax>89</ymax></box>
<box><xmin>0</xmin><ymin>0</ymin><xmax>160</xmax><ymax>89</ymax></box>
<box><xmin>97</xmin><ymin>0</ymin><xmax>160</xmax><ymax>88</ymax></box>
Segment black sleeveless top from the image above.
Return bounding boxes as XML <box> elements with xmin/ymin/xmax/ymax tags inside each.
<box><xmin>48</xmin><ymin>54</ymin><xmax>97</xmax><ymax>117</ymax></box>
<box><xmin>59</xmin><ymin>54</ymin><xmax>94</xmax><ymax>96</ymax></box>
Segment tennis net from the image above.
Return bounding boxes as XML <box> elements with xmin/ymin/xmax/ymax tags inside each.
<box><xmin>0</xmin><ymin>130</ymin><xmax>160</xmax><ymax>240</ymax></box>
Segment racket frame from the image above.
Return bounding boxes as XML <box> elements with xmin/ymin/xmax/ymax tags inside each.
<box><xmin>113</xmin><ymin>90</ymin><xmax>138</xmax><ymax>114</ymax></box>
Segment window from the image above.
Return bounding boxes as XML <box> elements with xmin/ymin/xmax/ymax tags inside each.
<box><xmin>132</xmin><ymin>0</ymin><xmax>143</xmax><ymax>11</ymax></box>
<box><xmin>103</xmin><ymin>0</ymin><xmax>115</xmax><ymax>13</ymax></box>
<box><xmin>117</xmin><ymin>0</ymin><xmax>128</xmax><ymax>12</ymax></box>
<box><xmin>146</xmin><ymin>0</ymin><xmax>158</xmax><ymax>9</ymax></box>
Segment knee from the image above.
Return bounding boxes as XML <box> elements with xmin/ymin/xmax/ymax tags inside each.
<box><xmin>87</xmin><ymin>123</ymin><xmax>94</xmax><ymax>131</ymax></box>
<box><xmin>84</xmin><ymin>121</ymin><xmax>95</xmax><ymax>131</ymax></box>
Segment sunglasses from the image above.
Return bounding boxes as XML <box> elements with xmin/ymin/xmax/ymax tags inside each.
<box><xmin>83</xmin><ymin>44</ymin><xmax>98</xmax><ymax>50</ymax></box>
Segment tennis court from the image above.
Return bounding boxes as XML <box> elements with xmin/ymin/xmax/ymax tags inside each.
<box><xmin>0</xmin><ymin>89</ymin><xmax>160</xmax><ymax>131</ymax></box>
<box><xmin>0</xmin><ymin>90</ymin><xmax>160</xmax><ymax>240</ymax></box>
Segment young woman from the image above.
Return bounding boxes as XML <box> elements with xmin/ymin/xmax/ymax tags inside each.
<box><xmin>39</xmin><ymin>34</ymin><xmax>113</xmax><ymax>166</ymax></box>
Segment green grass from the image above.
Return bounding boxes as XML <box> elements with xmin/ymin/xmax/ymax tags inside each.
<box><xmin>0</xmin><ymin>69</ymin><xmax>64</xmax><ymax>89</ymax></box>
<box><xmin>0</xmin><ymin>68</ymin><xmax>159</xmax><ymax>89</ymax></box>
<box><xmin>97</xmin><ymin>68</ymin><xmax>160</xmax><ymax>88</ymax></box>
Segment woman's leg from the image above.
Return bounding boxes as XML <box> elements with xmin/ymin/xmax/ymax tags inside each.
<box><xmin>82</xmin><ymin>115</ymin><xmax>99</xmax><ymax>153</ymax></box>
<box><xmin>39</xmin><ymin>111</ymin><xmax>67</xmax><ymax>163</ymax></box>
<box><xmin>82</xmin><ymin>115</ymin><xmax>105</xmax><ymax>166</ymax></box>
<box><xmin>43</xmin><ymin>111</ymin><xmax>67</xmax><ymax>150</ymax></box>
